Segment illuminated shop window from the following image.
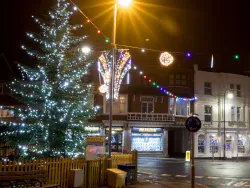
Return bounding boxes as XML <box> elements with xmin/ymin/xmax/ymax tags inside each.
<box><xmin>238</xmin><ymin>135</ymin><xmax>245</xmax><ymax>153</ymax></box>
<box><xmin>209</xmin><ymin>135</ymin><xmax>219</xmax><ymax>153</ymax></box>
<box><xmin>198</xmin><ymin>134</ymin><xmax>205</xmax><ymax>154</ymax></box>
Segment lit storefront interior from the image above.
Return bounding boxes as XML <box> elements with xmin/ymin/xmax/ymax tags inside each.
<box><xmin>131</xmin><ymin>128</ymin><xmax>163</xmax><ymax>152</ymax></box>
<box><xmin>105</xmin><ymin>127</ymin><xmax>123</xmax><ymax>152</ymax></box>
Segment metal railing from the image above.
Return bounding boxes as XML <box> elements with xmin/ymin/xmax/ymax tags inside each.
<box><xmin>127</xmin><ymin>113</ymin><xmax>175</xmax><ymax>121</ymax></box>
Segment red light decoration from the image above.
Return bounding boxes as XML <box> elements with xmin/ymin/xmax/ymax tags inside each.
<box><xmin>143</xmin><ymin>75</ymin><xmax>147</xmax><ymax>79</ymax></box>
<box><xmin>149</xmin><ymin>79</ymin><xmax>151</xmax><ymax>82</ymax></box>
<box><xmin>87</xmin><ymin>19</ymin><xmax>90</xmax><ymax>23</ymax></box>
<box><xmin>97</xmin><ymin>30</ymin><xmax>101</xmax><ymax>34</ymax></box>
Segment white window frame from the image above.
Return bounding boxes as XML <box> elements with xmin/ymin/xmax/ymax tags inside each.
<box><xmin>140</xmin><ymin>96</ymin><xmax>154</xmax><ymax>113</ymax></box>
<box><xmin>231</xmin><ymin>106</ymin><xmax>235</xmax><ymax>121</ymax></box>
<box><xmin>198</xmin><ymin>134</ymin><xmax>205</xmax><ymax>154</ymax></box>
<box><xmin>209</xmin><ymin>135</ymin><xmax>219</xmax><ymax>153</ymax></box>
<box><xmin>237</xmin><ymin>135</ymin><xmax>245</xmax><ymax>153</ymax></box>
<box><xmin>204</xmin><ymin>82</ymin><xmax>212</xmax><ymax>95</ymax></box>
<box><xmin>104</xmin><ymin>95</ymin><xmax>128</xmax><ymax>114</ymax></box>
<box><xmin>204</xmin><ymin>105</ymin><xmax>212</xmax><ymax>122</ymax></box>
<box><xmin>237</xmin><ymin>107</ymin><xmax>241</xmax><ymax>121</ymax></box>
<box><xmin>236</xmin><ymin>84</ymin><xmax>241</xmax><ymax>97</ymax></box>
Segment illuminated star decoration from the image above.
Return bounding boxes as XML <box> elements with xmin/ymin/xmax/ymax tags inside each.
<box><xmin>159</xmin><ymin>52</ymin><xmax>174</xmax><ymax>66</ymax></box>
<box><xmin>98</xmin><ymin>51</ymin><xmax>131</xmax><ymax>100</ymax></box>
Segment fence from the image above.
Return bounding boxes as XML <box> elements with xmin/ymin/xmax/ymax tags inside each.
<box><xmin>0</xmin><ymin>150</ymin><xmax>138</xmax><ymax>188</ymax></box>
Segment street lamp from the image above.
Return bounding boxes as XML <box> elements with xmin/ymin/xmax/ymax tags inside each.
<box><xmin>108</xmin><ymin>0</ymin><xmax>133</xmax><ymax>160</ymax></box>
<box><xmin>223</xmin><ymin>92</ymin><xmax>233</xmax><ymax>160</ymax></box>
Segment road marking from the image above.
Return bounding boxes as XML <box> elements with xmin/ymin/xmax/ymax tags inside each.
<box><xmin>234</xmin><ymin>182</ymin><xmax>248</xmax><ymax>187</ymax></box>
<box><xmin>160</xmin><ymin>174</ymin><xmax>171</xmax><ymax>177</ymax></box>
<box><xmin>175</xmin><ymin>175</ymin><xmax>187</xmax><ymax>178</ymax></box>
<box><xmin>207</xmin><ymin>176</ymin><xmax>220</xmax><ymax>179</ymax></box>
<box><xmin>139</xmin><ymin>172</ymin><xmax>152</xmax><ymax>175</ymax></box>
<box><xmin>195</xmin><ymin>176</ymin><xmax>203</xmax><ymax>179</ymax></box>
<box><xmin>241</xmin><ymin>179</ymin><xmax>250</xmax><ymax>181</ymax></box>
<box><xmin>224</xmin><ymin>177</ymin><xmax>236</xmax><ymax>180</ymax></box>
<box><xmin>227</xmin><ymin>181</ymin><xmax>235</xmax><ymax>186</ymax></box>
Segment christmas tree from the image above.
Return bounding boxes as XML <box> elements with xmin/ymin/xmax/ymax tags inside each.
<box><xmin>0</xmin><ymin>0</ymin><xmax>97</xmax><ymax>159</ymax></box>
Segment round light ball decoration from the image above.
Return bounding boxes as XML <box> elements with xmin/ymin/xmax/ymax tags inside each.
<box><xmin>99</xmin><ymin>84</ymin><xmax>108</xmax><ymax>94</ymax></box>
<box><xmin>159</xmin><ymin>52</ymin><xmax>174</xmax><ymax>66</ymax></box>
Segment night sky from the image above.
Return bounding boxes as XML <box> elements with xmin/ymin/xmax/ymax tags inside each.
<box><xmin>1</xmin><ymin>0</ymin><xmax>250</xmax><ymax>73</ymax></box>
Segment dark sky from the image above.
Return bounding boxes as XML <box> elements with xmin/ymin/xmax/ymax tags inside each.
<box><xmin>1</xmin><ymin>0</ymin><xmax>250</xmax><ymax>73</ymax></box>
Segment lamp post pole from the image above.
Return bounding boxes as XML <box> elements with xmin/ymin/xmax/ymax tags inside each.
<box><xmin>223</xmin><ymin>92</ymin><xmax>226</xmax><ymax>160</ymax></box>
<box><xmin>108</xmin><ymin>3</ymin><xmax>117</xmax><ymax>160</ymax></box>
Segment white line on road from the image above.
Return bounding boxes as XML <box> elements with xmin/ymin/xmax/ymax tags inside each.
<box><xmin>233</xmin><ymin>182</ymin><xmax>248</xmax><ymax>187</ymax></box>
<box><xmin>227</xmin><ymin>181</ymin><xmax>235</xmax><ymax>186</ymax></box>
<box><xmin>223</xmin><ymin>177</ymin><xmax>236</xmax><ymax>180</ymax></box>
<box><xmin>195</xmin><ymin>176</ymin><xmax>203</xmax><ymax>179</ymax></box>
<box><xmin>175</xmin><ymin>175</ymin><xmax>187</xmax><ymax>178</ymax></box>
<box><xmin>160</xmin><ymin>174</ymin><xmax>171</xmax><ymax>177</ymax></box>
<box><xmin>207</xmin><ymin>176</ymin><xmax>220</xmax><ymax>179</ymax></box>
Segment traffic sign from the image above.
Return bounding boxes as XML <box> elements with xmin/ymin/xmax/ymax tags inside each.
<box><xmin>185</xmin><ymin>116</ymin><xmax>201</xmax><ymax>132</ymax></box>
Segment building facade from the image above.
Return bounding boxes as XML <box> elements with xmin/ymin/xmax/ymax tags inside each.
<box><xmin>89</xmin><ymin>59</ymin><xmax>195</xmax><ymax>157</ymax></box>
<box><xmin>194</xmin><ymin>64</ymin><xmax>250</xmax><ymax>158</ymax></box>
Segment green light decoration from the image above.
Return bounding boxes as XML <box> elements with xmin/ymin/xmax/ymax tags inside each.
<box><xmin>0</xmin><ymin>0</ymin><xmax>97</xmax><ymax>159</ymax></box>
<box><xmin>105</xmin><ymin>38</ymin><xmax>109</xmax><ymax>43</ymax></box>
<box><xmin>234</xmin><ymin>54</ymin><xmax>239</xmax><ymax>60</ymax></box>
<box><xmin>152</xmin><ymin>82</ymin><xmax>156</xmax><ymax>85</ymax></box>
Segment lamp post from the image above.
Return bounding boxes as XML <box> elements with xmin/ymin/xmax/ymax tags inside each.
<box><xmin>108</xmin><ymin>0</ymin><xmax>133</xmax><ymax>160</ymax></box>
<box><xmin>223</xmin><ymin>92</ymin><xmax>233</xmax><ymax>160</ymax></box>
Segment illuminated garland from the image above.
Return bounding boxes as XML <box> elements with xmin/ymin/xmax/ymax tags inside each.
<box><xmin>98</xmin><ymin>51</ymin><xmax>131</xmax><ymax>100</ymax></box>
<box><xmin>131</xmin><ymin>64</ymin><xmax>196</xmax><ymax>101</ymax></box>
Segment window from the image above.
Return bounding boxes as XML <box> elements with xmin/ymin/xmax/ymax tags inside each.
<box><xmin>209</xmin><ymin>136</ymin><xmax>219</xmax><ymax>153</ymax></box>
<box><xmin>204</xmin><ymin>82</ymin><xmax>212</xmax><ymax>95</ymax></box>
<box><xmin>237</xmin><ymin>135</ymin><xmax>245</xmax><ymax>153</ymax></box>
<box><xmin>181</xmin><ymin>75</ymin><xmax>187</xmax><ymax>86</ymax></box>
<box><xmin>230</xmin><ymin>84</ymin><xmax>234</xmax><ymax>93</ymax></box>
<box><xmin>169</xmin><ymin>74</ymin><xmax>174</xmax><ymax>85</ymax></box>
<box><xmin>169</xmin><ymin>98</ymin><xmax>175</xmax><ymax>114</ymax></box>
<box><xmin>0</xmin><ymin>83</ymin><xmax>3</xmax><ymax>94</ymax></box>
<box><xmin>176</xmin><ymin>74</ymin><xmax>181</xmax><ymax>85</ymax></box>
<box><xmin>237</xmin><ymin>107</ymin><xmax>241</xmax><ymax>121</ymax></box>
<box><xmin>231</xmin><ymin>106</ymin><xmax>235</xmax><ymax>121</ymax></box>
<box><xmin>236</xmin><ymin>85</ymin><xmax>241</xmax><ymax>97</ymax></box>
<box><xmin>169</xmin><ymin>74</ymin><xmax>187</xmax><ymax>86</ymax></box>
<box><xmin>204</xmin><ymin>105</ymin><xmax>212</xmax><ymax>122</ymax></box>
<box><xmin>141</xmin><ymin>96</ymin><xmax>154</xmax><ymax>113</ymax></box>
<box><xmin>106</xmin><ymin>95</ymin><xmax>127</xmax><ymax>114</ymax></box>
<box><xmin>176</xmin><ymin>99</ymin><xmax>188</xmax><ymax>116</ymax></box>
<box><xmin>198</xmin><ymin>135</ymin><xmax>205</xmax><ymax>154</ymax></box>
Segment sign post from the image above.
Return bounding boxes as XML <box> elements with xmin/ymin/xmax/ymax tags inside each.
<box><xmin>185</xmin><ymin>116</ymin><xmax>201</xmax><ymax>188</ymax></box>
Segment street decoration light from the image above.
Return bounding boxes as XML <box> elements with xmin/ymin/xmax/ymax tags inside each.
<box><xmin>98</xmin><ymin>51</ymin><xmax>131</xmax><ymax>100</ymax></box>
<box><xmin>159</xmin><ymin>52</ymin><xmax>174</xmax><ymax>66</ymax></box>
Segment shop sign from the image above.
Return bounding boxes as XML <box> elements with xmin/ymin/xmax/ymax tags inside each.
<box><xmin>106</xmin><ymin>127</ymin><xmax>123</xmax><ymax>131</ymax></box>
<box><xmin>132</xmin><ymin>128</ymin><xmax>163</xmax><ymax>133</ymax></box>
<box><xmin>84</xmin><ymin>126</ymin><xmax>99</xmax><ymax>132</ymax></box>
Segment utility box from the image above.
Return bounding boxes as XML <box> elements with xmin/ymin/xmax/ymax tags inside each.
<box><xmin>69</xmin><ymin>169</ymin><xmax>84</xmax><ymax>188</ymax></box>
<box><xmin>107</xmin><ymin>168</ymin><xmax>127</xmax><ymax>188</ymax></box>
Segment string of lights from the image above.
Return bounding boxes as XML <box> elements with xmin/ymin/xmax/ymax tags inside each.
<box><xmin>69</xmin><ymin>0</ymin><xmax>197</xmax><ymax>100</ymax></box>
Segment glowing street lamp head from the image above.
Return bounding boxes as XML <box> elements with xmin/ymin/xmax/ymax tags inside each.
<box><xmin>81</xmin><ymin>46</ymin><xmax>91</xmax><ymax>54</ymax></box>
<box><xmin>227</xmin><ymin>93</ymin><xmax>234</xmax><ymax>99</ymax></box>
<box><xmin>118</xmin><ymin>0</ymin><xmax>133</xmax><ymax>7</ymax></box>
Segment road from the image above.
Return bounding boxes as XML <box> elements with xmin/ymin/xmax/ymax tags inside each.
<box><xmin>137</xmin><ymin>157</ymin><xmax>250</xmax><ymax>187</ymax></box>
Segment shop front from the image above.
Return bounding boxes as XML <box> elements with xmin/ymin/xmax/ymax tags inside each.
<box><xmin>131</xmin><ymin>128</ymin><xmax>164</xmax><ymax>152</ymax></box>
<box><xmin>105</xmin><ymin>127</ymin><xmax>123</xmax><ymax>152</ymax></box>
<box><xmin>85</xmin><ymin>126</ymin><xmax>102</xmax><ymax>136</ymax></box>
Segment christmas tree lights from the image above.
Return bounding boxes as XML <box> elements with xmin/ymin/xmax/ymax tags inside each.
<box><xmin>0</xmin><ymin>0</ymin><xmax>97</xmax><ymax>159</ymax></box>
